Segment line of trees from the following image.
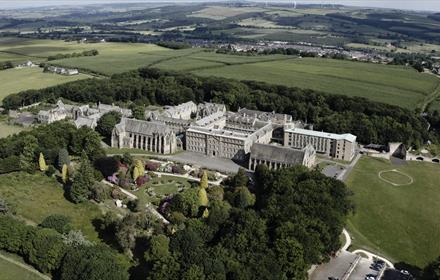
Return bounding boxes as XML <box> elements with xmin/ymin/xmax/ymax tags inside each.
<box><xmin>47</xmin><ymin>49</ymin><xmax>99</xmax><ymax>61</ymax></box>
<box><xmin>0</xmin><ymin>61</ymin><xmax>14</xmax><ymax>70</ymax></box>
<box><xmin>0</xmin><ymin>214</ymin><xmax>128</xmax><ymax>279</ymax></box>
<box><xmin>3</xmin><ymin>67</ymin><xmax>434</xmax><ymax>147</ymax></box>
<box><xmin>0</xmin><ymin>121</ymin><xmax>105</xmax><ymax>175</ymax></box>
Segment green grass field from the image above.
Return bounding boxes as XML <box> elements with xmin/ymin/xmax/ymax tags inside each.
<box><xmin>192</xmin><ymin>58</ymin><xmax>440</xmax><ymax>109</ymax></box>
<box><xmin>346</xmin><ymin>156</ymin><xmax>440</xmax><ymax>267</ymax></box>
<box><xmin>188</xmin><ymin>6</ymin><xmax>267</xmax><ymax>20</ymax></box>
<box><xmin>0</xmin><ymin>121</ymin><xmax>29</xmax><ymax>138</ymax></box>
<box><xmin>0</xmin><ymin>37</ymin><xmax>168</xmax><ymax>64</ymax></box>
<box><xmin>0</xmin><ymin>172</ymin><xmax>103</xmax><ymax>241</ymax></box>
<box><xmin>0</xmin><ymin>68</ymin><xmax>89</xmax><ymax>103</ymax></box>
<box><xmin>7</xmin><ymin>38</ymin><xmax>437</xmax><ymax>110</ymax></box>
<box><xmin>0</xmin><ymin>256</ymin><xmax>46</xmax><ymax>280</ymax></box>
<box><xmin>133</xmin><ymin>175</ymin><xmax>191</xmax><ymax>204</ymax></box>
<box><xmin>49</xmin><ymin>47</ymin><xmax>200</xmax><ymax>75</ymax></box>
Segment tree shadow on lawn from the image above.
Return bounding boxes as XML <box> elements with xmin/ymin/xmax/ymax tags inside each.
<box><xmin>129</xmin><ymin>236</ymin><xmax>150</xmax><ymax>280</ymax></box>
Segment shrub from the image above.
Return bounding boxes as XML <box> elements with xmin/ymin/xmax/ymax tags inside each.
<box><xmin>40</xmin><ymin>214</ymin><xmax>72</xmax><ymax>234</ymax></box>
<box><xmin>91</xmin><ymin>182</ymin><xmax>112</xmax><ymax>202</ymax></box>
<box><xmin>0</xmin><ymin>215</ymin><xmax>33</xmax><ymax>253</ymax></box>
<box><xmin>127</xmin><ymin>199</ymin><xmax>143</xmax><ymax>212</ymax></box>
<box><xmin>94</xmin><ymin>157</ymin><xmax>119</xmax><ymax>177</ymax></box>
<box><xmin>0</xmin><ymin>156</ymin><xmax>21</xmax><ymax>174</ymax></box>
<box><xmin>145</xmin><ymin>161</ymin><xmax>160</xmax><ymax>171</ymax></box>
<box><xmin>172</xmin><ymin>164</ymin><xmax>185</xmax><ymax>174</ymax></box>
<box><xmin>45</xmin><ymin>165</ymin><xmax>57</xmax><ymax>177</ymax></box>
<box><xmin>25</xmin><ymin>228</ymin><xmax>66</xmax><ymax>273</ymax></box>
<box><xmin>136</xmin><ymin>175</ymin><xmax>150</xmax><ymax>187</ymax></box>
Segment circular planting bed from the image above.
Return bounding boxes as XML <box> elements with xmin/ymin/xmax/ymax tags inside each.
<box><xmin>378</xmin><ymin>169</ymin><xmax>414</xmax><ymax>186</ymax></box>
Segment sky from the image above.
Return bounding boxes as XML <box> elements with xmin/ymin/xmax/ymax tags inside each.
<box><xmin>0</xmin><ymin>0</ymin><xmax>439</xmax><ymax>12</ymax></box>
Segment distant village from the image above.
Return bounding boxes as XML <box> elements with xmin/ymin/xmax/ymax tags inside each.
<box><xmin>218</xmin><ymin>41</ymin><xmax>393</xmax><ymax>64</ymax></box>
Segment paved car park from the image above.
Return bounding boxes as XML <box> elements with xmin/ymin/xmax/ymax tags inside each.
<box><xmin>310</xmin><ymin>252</ymin><xmax>389</xmax><ymax>280</ymax></box>
<box><xmin>310</xmin><ymin>251</ymin><xmax>359</xmax><ymax>280</ymax></box>
<box><xmin>348</xmin><ymin>258</ymin><xmax>378</xmax><ymax>280</ymax></box>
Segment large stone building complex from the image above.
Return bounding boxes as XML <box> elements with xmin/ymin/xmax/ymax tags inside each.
<box><xmin>105</xmin><ymin>101</ymin><xmax>356</xmax><ymax>168</ymax></box>
<box><xmin>38</xmin><ymin>100</ymin><xmax>132</xmax><ymax>129</ymax></box>
<box><xmin>283</xmin><ymin>127</ymin><xmax>357</xmax><ymax>161</ymax></box>
<box><xmin>112</xmin><ymin>118</ymin><xmax>177</xmax><ymax>154</ymax></box>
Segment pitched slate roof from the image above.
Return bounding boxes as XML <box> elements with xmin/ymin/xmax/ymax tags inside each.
<box><xmin>284</xmin><ymin>127</ymin><xmax>356</xmax><ymax>143</ymax></box>
<box><xmin>115</xmin><ymin>118</ymin><xmax>172</xmax><ymax>136</ymax></box>
<box><xmin>250</xmin><ymin>143</ymin><xmax>306</xmax><ymax>165</ymax></box>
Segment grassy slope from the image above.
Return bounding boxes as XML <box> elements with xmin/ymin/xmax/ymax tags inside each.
<box><xmin>192</xmin><ymin>57</ymin><xmax>440</xmax><ymax>109</ymax></box>
<box><xmin>0</xmin><ymin>121</ymin><xmax>29</xmax><ymax>138</ymax></box>
<box><xmin>8</xmin><ymin>38</ymin><xmax>438</xmax><ymax>110</ymax></box>
<box><xmin>0</xmin><ymin>172</ymin><xmax>103</xmax><ymax>241</ymax></box>
<box><xmin>0</xmin><ymin>68</ymin><xmax>89</xmax><ymax>103</ymax></box>
<box><xmin>346</xmin><ymin>156</ymin><xmax>440</xmax><ymax>267</ymax></box>
<box><xmin>50</xmin><ymin>47</ymin><xmax>200</xmax><ymax>75</ymax></box>
<box><xmin>0</xmin><ymin>257</ymin><xmax>45</xmax><ymax>280</ymax></box>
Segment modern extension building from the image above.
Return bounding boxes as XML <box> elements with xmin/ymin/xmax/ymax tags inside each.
<box><xmin>283</xmin><ymin>127</ymin><xmax>356</xmax><ymax>161</ymax></box>
<box><xmin>249</xmin><ymin>143</ymin><xmax>316</xmax><ymax>171</ymax></box>
<box><xmin>112</xmin><ymin>118</ymin><xmax>177</xmax><ymax>154</ymax></box>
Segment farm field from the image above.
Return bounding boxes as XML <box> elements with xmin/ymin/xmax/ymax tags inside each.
<box><xmin>0</xmin><ymin>68</ymin><xmax>89</xmax><ymax>103</ymax></box>
<box><xmin>188</xmin><ymin>6</ymin><xmax>267</xmax><ymax>20</ymax></box>
<box><xmin>20</xmin><ymin>38</ymin><xmax>438</xmax><ymax>109</ymax></box>
<box><xmin>50</xmin><ymin>47</ymin><xmax>201</xmax><ymax>75</ymax></box>
<box><xmin>192</xmin><ymin>57</ymin><xmax>440</xmax><ymax>109</ymax></box>
<box><xmin>0</xmin><ymin>37</ymin><xmax>167</xmax><ymax>64</ymax></box>
<box><xmin>0</xmin><ymin>172</ymin><xmax>103</xmax><ymax>241</ymax></box>
<box><xmin>345</xmin><ymin>156</ymin><xmax>440</xmax><ymax>267</ymax></box>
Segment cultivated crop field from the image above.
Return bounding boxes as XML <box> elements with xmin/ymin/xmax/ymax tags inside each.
<box><xmin>346</xmin><ymin>156</ymin><xmax>440</xmax><ymax>267</ymax></box>
<box><xmin>0</xmin><ymin>68</ymin><xmax>89</xmax><ymax>103</ymax></box>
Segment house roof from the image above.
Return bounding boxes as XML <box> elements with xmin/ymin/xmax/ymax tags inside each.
<box><xmin>115</xmin><ymin>118</ymin><xmax>172</xmax><ymax>136</ymax></box>
<box><xmin>250</xmin><ymin>143</ymin><xmax>306</xmax><ymax>165</ymax></box>
<box><xmin>285</xmin><ymin>128</ymin><xmax>357</xmax><ymax>143</ymax></box>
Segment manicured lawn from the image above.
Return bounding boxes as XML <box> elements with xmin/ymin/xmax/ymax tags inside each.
<box><xmin>346</xmin><ymin>156</ymin><xmax>440</xmax><ymax>267</ymax></box>
<box><xmin>132</xmin><ymin>175</ymin><xmax>191</xmax><ymax>204</ymax></box>
<box><xmin>0</xmin><ymin>172</ymin><xmax>103</xmax><ymax>241</ymax></box>
<box><xmin>0</xmin><ymin>256</ymin><xmax>46</xmax><ymax>280</ymax></box>
<box><xmin>0</xmin><ymin>68</ymin><xmax>89</xmax><ymax>103</ymax></box>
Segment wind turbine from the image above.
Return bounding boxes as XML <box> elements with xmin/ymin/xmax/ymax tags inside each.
<box><xmin>293</xmin><ymin>0</ymin><xmax>297</xmax><ymax>9</ymax></box>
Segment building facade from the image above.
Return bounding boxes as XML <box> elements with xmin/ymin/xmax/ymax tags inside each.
<box><xmin>186</xmin><ymin>116</ymin><xmax>273</xmax><ymax>161</ymax></box>
<box><xmin>162</xmin><ymin>101</ymin><xmax>197</xmax><ymax>120</ymax></box>
<box><xmin>283</xmin><ymin>127</ymin><xmax>356</xmax><ymax>161</ymax></box>
<box><xmin>111</xmin><ymin>118</ymin><xmax>177</xmax><ymax>154</ymax></box>
<box><xmin>249</xmin><ymin>143</ymin><xmax>316</xmax><ymax>171</ymax></box>
<box><xmin>38</xmin><ymin>100</ymin><xmax>132</xmax><ymax>126</ymax></box>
